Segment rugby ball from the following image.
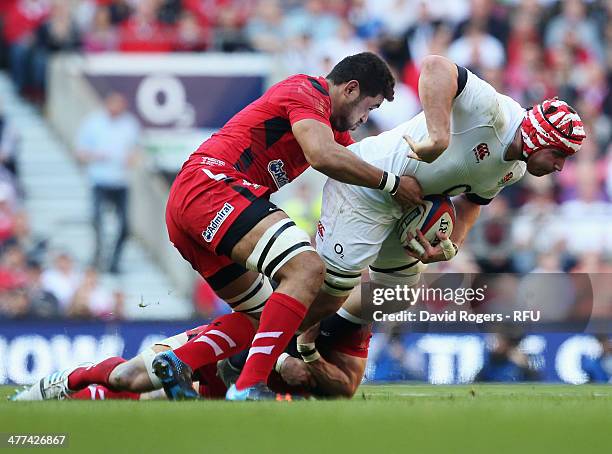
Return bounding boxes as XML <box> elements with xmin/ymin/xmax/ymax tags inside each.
<box><xmin>397</xmin><ymin>195</ymin><xmax>456</xmax><ymax>248</ymax></box>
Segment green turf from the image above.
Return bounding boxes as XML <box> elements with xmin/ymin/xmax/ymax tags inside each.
<box><xmin>1</xmin><ymin>384</ymin><xmax>611</xmax><ymax>454</ymax></box>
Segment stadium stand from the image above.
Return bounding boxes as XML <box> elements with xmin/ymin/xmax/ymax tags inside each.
<box><xmin>0</xmin><ymin>71</ymin><xmax>191</xmax><ymax>319</ymax></box>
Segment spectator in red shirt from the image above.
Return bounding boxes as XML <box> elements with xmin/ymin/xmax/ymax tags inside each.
<box><xmin>183</xmin><ymin>0</ymin><xmax>253</xmax><ymax>30</ymax></box>
<box><xmin>117</xmin><ymin>0</ymin><xmax>174</xmax><ymax>52</ymax></box>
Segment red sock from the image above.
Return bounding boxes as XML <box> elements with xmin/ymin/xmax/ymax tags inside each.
<box><xmin>70</xmin><ymin>385</ymin><xmax>139</xmax><ymax>400</ymax></box>
<box><xmin>67</xmin><ymin>357</ymin><xmax>126</xmax><ymax>391</ymax></box>
<box><xmin>236</xmin><ymin>293</ymin><xmax>307</xmax><ymax>390</ymax></box>
<box><xmin>173</xmin><ymin>312</ymin><xmax>256</xmax><ymax>370</ymax></box>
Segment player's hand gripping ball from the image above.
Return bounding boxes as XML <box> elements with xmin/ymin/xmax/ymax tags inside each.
<box><xmin>397</xmin><ymin>194</ymin><xmax>457</xmax><ymax>263</ymax></box>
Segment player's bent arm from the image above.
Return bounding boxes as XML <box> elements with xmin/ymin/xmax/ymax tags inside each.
<box><xmin>279</xmin><ymin>348</ymin><xmax>365</xmax><ymax>397</ymax></box>
<box><xmin>405</xmin><ymin>55</ymin><xmax>458</xmax><ymax>163</ymax></box>
<box><xmin>294</xmin><ymin>119</ymin><xmax>424</xmax><ymax>207</ymax></box>
<box><xmin>450</xmin><ymin>194</ymin><xmax>482</xmax><ymax>248</ymax></box>
<box><xmin>305</xmin><ymin>352</ymin><xmax>366</xmax><ymax>398</ymax></box>
<box><xmin>293</xmin><ymin>119</ymin><xmax>386</xmax><ymax>188</ymax></box>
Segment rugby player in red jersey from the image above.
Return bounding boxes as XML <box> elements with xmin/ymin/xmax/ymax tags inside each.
<box><xmin>150</xmin><ymin>52</ymin><xmax>421</xmax><ymax>401</ymax></box>
<box><xmin>31</xmin><ymin>53</ymin><xmax>417</xmax><ymax>402</ymax></box>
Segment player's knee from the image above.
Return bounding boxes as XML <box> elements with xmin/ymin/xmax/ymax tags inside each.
<box><xmin>294</xmin><ymin>252</ymin><xmax>325</xmax><ymax>285</ymax></box>
<box><xmin>278</xmin><ymin>251</ymin><xmax>325</xmax><ymax>292</ymax></box>
<box><xmin>277</xmin><ymin>252</ymin><xmax>325</xmax><ymax>301</ymax></box>
<box><xmin>302</xmin><ymin>252</ymin><xmax>326</xmax><ymax>289</ymax></box>
<box><xmin>108</xmin><ymin>361</ymin><xmax>143</xmax><ymax>391</ymax></box>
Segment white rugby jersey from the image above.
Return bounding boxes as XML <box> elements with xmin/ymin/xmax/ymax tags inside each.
<box><xmin>347</xmin><ymin>69</ymin><xmax>527</xmax><ymax>210</ymax></box>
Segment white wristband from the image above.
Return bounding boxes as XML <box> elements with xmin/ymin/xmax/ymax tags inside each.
<box><xmin>297</xmin><ymin>342</ymin><xmax>321</xmax><ymax>363</ymax></box>
<box><xmin>378</xmin><ymin>171</ymin><xmax>401</xmax><ymax>195</ymax></box>
<box><xmin>384</xmin><ymin>173</ymin><xmax>401</xmax><ymax>195</ymax></box>
<box><xmin>297</xmin><ymin>342</ymin><xmax>315</xmax><ymax>352</ymax></box>
<box><xmin>275</xmin><ymin>352</ymin><xmax>290</xmax><ymax>373</ymax></box>
<box><xmin>301</xmin><ymin>350</ymin><xmax>321</xmax><ymax>363</ymax></box>
<box><xmin>440</xmin><ymin>238</ymin><xmax>458</xmax><ymax>260</ymax></box>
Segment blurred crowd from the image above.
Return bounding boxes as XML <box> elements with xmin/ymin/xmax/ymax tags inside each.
<box><xmin>369</xmin><ymin>332</ymin><xmax>612</xmax><ymax>383</ymax></box>
<box><xmin>0</xmin><ymin>96</ymin><xmax>126</xmax><ymax>319</ymax></box>
<box><xmin>0</xmin><ymin>0</ymin><xmax>611</xmax><ymax>320</ymax></box>
<box><xmin>0</xmin><ymin>230</ymin><xmax>127</xmax><ymax>320</ymax></box>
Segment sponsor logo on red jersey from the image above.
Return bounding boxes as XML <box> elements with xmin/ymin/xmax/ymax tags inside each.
<box><xmin>267</xmin><ymin>159</ymin><xmax>290</xmax><ymax>189</ymax></box>
<box><xmin>201</xmin><ymin>156</ymin><xmax>226</xmax><ymax>167</ymax></box>
<box><xmin>202</xmin><ymin>202</ymin><xmax>234</xmax><ymax>242</ymax></box>
<box><xmin>473</xmin><ymin>143</ymin><xmax>490</xmax><ymax>162</ymax></box>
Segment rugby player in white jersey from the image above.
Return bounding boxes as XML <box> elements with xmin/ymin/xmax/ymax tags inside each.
<box><xmin>308</xmin><ymin>54</ymin><xmax>586</xmax><ymax>325</ymax></box>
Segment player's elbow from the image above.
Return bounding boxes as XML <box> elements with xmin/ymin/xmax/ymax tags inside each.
<box><xmin>430</xmin><ymin>136</ymin><xmax>450</xmax><ymax>154</ymax></box>
<box><xmin>327</xmin><ymin>375</ymin><xmax>359</xmax><ymax>398</ymax></box>
<box><xmin>305</xmin><ymin>150</ymin><xmax>332</xmax><ymax>173</ymax></box>
<box><xmin>336</xmin><ymin>380</ymin><xmax>359</xmax><ymax>398</ymax></box>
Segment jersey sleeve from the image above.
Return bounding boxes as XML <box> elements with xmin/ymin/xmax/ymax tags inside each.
<box><xmin>465</xmin><ymin>192</ymin><xmax>496</xmax><ymax>205</ymax></box>
<box><xmin>451</xmin><ymin>69</ymin><xmax>501</xmax><ymax>133</ymax></box>
<box><xmin>334</xmin><ymin>130</ymin><xmax>355</xmax><ymax>147</ymax></box>
<box><xmin>277</xmin><ymin>78</ymin><xmax>332</xmax><ymax>127</ymax></box>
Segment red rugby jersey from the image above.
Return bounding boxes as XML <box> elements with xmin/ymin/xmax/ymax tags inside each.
<box><xmin>188</xmin><ymin>74</ymin><xmax>354</xmax><ymax>192</ymax></box>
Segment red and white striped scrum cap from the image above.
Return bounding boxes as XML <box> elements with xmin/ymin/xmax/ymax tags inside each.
<box><xmin>520</xmin><ymin>97</ymin><xmax>586</xmax><ymax>159</ymax></box>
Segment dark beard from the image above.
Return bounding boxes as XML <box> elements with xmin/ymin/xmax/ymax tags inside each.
<box><xmin>330</xmin><ymin>115</ymin><xmax>352</xmax><ymax>132</ymax></box>
<box><xmin>331</xmin><ymin>98</ymin><xmax>361</xmax><ymax>132</ymax></box>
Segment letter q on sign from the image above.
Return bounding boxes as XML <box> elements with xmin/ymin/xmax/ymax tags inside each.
<box><xmin>136</xmin><ymin>74</ymin><xmax>186</xmax><ymax>125</ymax></box>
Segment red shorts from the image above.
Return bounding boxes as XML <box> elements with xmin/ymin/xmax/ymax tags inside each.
<box><xmin>331</xmin><ymin>327</ymin><xmax>372</xmax><ymax>358</ymax></box>
<box><xmin>317</xmin><ymin>317</ymin><xmax>372</xmax><ymax>359</ymax></box>
<box><xmin>166</xmin><ymin>161</ymin><xmax>279</xmax><ymax>290</ymax></box>
<box><xmin>195</xmin><ymin>363</ymin><xmax>228</xmax><ymax>399</ymax></box>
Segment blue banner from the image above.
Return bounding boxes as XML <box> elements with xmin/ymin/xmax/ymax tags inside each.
<box><xmin>0</xmin><ymin>321</ymin><xmax>195</xmax><ymax>385</ymax></box>
<box><xmin>0</xmin><ymin>321</ymin><xmax>609</xmax><ymax>385</ymax></box>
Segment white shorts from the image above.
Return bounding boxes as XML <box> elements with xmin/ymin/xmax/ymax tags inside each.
<box><xmin>316</xmin><ymin>179</ymin><xmax>424</xmax><ymax>279</ymax></box>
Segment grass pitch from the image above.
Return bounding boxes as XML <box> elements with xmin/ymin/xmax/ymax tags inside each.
<box><xmin>1</xmin><ymin>384</ymin><xmax>611</xmax><ymax>454</ymax></box>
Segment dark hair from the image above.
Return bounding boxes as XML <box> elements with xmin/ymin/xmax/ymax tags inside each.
<box><xmin>326</xmin><ymin>52</ymin><xmax>395</xmax><ymax>102</ymax></box>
